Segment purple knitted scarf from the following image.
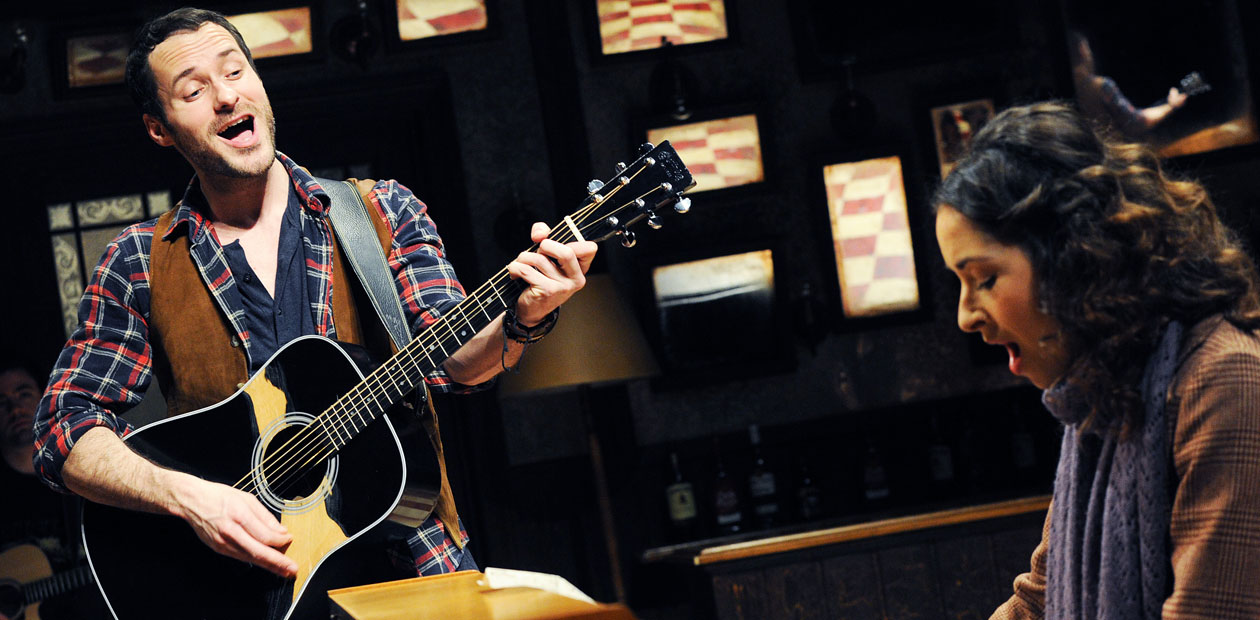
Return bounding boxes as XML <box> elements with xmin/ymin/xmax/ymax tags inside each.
<box><xmin>1042</xmin><ymin>321</ymin><xmax>1181</xmax><ymax>620</ymax></box>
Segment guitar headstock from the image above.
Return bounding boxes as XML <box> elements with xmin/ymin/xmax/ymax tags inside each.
<box><xmin>1180</xmin><ymin>71</ymin><xmax>1211</xmax><ymax>97</ymax></box>
<box><xmin>549</xmin><ymin>141</ymin><xmax>696</xmax><ymax>248</ymax></box>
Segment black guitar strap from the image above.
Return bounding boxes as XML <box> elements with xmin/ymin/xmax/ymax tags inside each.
<box><xmin>317</xmin><ymin>178</ymin><xmax>413</xmax><ymax>351</ymax></box>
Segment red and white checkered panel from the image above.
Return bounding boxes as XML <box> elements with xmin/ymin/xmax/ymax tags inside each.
<box><xmin>647</xmin><ymin>114</ymin><xmax>764</xmax><ymax>192</ymax></box>
<box><xmin>397</xmin><ymin>0</ymin><xmax>488</xmax><ymax>41</ymax></box>
<box><xmin>599</xmin><ymin>0</ymin><xmax>728</xmax><ymax>55</ymax></box>
<box><xmin>825</xmin><ymin>156</ymin><xmax>920</xmax><ymax>318</ymax></box>
<box><xmin>228</xmin><ymin>8</ymin><xmax>312</xmax><ymax>59</ymax></box>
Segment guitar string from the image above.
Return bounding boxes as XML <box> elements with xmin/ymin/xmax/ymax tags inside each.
<box><xmin>236</xmin><ymin>185</ymin><xmax>629</xmax><ymax>497</ymax></box>
<box><xmin>247</xmin><ymin>188</ymin><xmax>665</xmax><ymax>500</ymax></box>
<box><xmin>233</xmin><ymin>176</ymin><xmax>670</xmax><ymax>498</ymax></box>
<box><xmin>232</xmin><ymin>195</ymin><xmax>597</xmax><ymax>495</ymax></box>
<box><xmin>246</xmin><ymin>175</ymin><xmax>676</xmax><ymax>497</ymax></box>
<box><xmin>244</xmin><ymin>177</ymin><xmax>671</xmax><ymax>498</ymax></box>
<box><xmin>234</xmin><ymin>200</ymin><xmax>601</xmax><ymax>497</ymax></box>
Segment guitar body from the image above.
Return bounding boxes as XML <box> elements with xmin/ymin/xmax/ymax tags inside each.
<box><xmin>82</xmin><ymin>336</ymin><xmax>407</xmax><ymax>620</ymax></box>
<box><xmin>0</xmin><ymin>544</ymin><xmax>52</xmax><ymax>620</ymax></box>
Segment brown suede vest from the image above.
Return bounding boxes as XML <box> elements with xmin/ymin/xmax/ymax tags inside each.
<box><xmin>147</xmin><ymin>179</ymin><xmax>461</xmax><ymax>544</ymax></box>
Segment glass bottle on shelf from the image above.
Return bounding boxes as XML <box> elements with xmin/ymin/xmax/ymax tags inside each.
<box><xmin>795</xmin><ymin>456</ymin><xmax>823</xmax><ymax>522</ymax></box>
<box><xmin>862</xmin><ymin>438</ymin><xmax>890</xmax><ymax>502</ymax></box>
<box><xmin>1011</xmin><ymin>403</ymin><xmax>1038</xmax><ymax>473</ymax></box>
<box><xmin>746</xmin><ymin>424</ymin><xmax>780</xmax><ymax>529</ymax></box>
<box><xmin>711</xmin><ymin>439</ymin><xmax>744</xmax><ymax>535</ymax></box>
<box><xmin>927</xmin><ymin>413</ymin><xmax>956</xmax><ymax>487</ymax></box>
<box><xmin>664</xmin><ymin>451</ymin><xmax>698</xmax><ymax>542</ymax></box>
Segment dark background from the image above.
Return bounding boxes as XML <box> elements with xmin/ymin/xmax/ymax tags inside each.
<box><xmin>3</xmin><ymin>1</ymin><xmax>1260</xmax><ymax>617</ymax></box>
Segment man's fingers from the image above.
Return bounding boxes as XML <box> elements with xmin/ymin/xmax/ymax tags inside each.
<box><xmin>223</xmin><ymin>522</ymin><xmax>297</xmax><ymax>577</ymax></box>
<box><xmin>244</xmin><ymin>494</ymin><xmax>290</xmax><ymax>539</ymax></box>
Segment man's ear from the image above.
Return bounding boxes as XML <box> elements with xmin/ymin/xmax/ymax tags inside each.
<box><xmin>143</xmin><ymin>113</ymin><xmax>175</xmax><ymax>147</ymax></box>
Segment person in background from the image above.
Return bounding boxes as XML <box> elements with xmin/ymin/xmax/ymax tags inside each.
<box><xmin>1068</xmin><ymin>31</ymin><xmax>1187</xmax><ymax>140</ymax></box>
<box><xmin>1</xmin><ymin>360</ymin><xmax>106</xmax><ymax>619</ymax></box>
<box><xmin>934</xmin><ymin>101</ymin><xmax>1260</xmax><ymax>619</ymax></box>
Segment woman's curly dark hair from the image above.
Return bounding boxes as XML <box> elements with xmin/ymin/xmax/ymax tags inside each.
<box><xmin>934</xmin><ymin>101</ymin><xmax>1260</xmax><ymax>435</ymax></box>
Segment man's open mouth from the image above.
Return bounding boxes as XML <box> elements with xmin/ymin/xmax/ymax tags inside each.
<box><xmin>218</xmin><ymin>116</ymin><xmax>254</xmax><ymax>141</ymax></box>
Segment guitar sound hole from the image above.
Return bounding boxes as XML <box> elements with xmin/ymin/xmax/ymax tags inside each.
<box><xmin>260</xmin><ymin>424</ymin><xmax>326</xmax><ymax>500</ymax></box>
<box><xmin>0</xmin><ymin>582</ymin><xmax>20</xmax><ymax>619</ymax></box>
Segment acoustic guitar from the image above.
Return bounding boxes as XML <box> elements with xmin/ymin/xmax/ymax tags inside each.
<box><xmin>80</xmin><ymin>141</ymin><xmax>694</xmax><ymax>620</ymax></box>
<box><xmin>0</xmin><ymin>544</ymin><xmax>94</xmax><ymax>620</ymax></box>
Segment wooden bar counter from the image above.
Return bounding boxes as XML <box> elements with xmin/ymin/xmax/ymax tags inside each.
<box><xmin>643</xmin><ymin>495</ymin><xmax>1051</xmax><ymax>620</ymax></box>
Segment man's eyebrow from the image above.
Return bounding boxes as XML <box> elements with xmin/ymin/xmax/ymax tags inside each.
<box><xmin>170</xmin><ymin>48</ymin><xmax>241</xmax><ymax>89</ymax></box>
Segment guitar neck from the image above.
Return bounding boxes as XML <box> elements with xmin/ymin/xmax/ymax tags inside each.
<box><xmin>23</xmin><ymin>565</ymin><xmax>93</xmax><ymax>604</ymax></box>
<box><xmin>317</xmin><ymin>267</ymin><xmax>528</xmax><ymax>443</ymax></box>
<box><xmin>311</xmin><ymin>139</ymin><xmax>693</xmax><ymax>450</ymax></box>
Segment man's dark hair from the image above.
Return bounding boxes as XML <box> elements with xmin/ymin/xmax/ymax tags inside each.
<box><xmin>125</xmin><ymin>7</ymin><xmax>256</xmax><ymax>123</ymax></box>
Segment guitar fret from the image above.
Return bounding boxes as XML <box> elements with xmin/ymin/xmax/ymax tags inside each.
<box><xmin>470</xmin><ymin>292</ymin><xmax>494</xmax><ymax>322</ymax></box>
<box><xmin>317</xmin><ymin>415</ymin><xmax>344</xmax><ymax>448</ymax></box>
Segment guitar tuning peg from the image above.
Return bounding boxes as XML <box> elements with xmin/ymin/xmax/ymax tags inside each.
<box><xmin>586</xmin><ymin>179</ymin><xmax>605</xmax><ymax>194</ymax></box>
<box><xmin>638</xmin><ymin>142</ymin><xmax>655</xmax><ymax>155</ymax></box>
<box><xmin>615</xmin><ymin>162</ymin><xmax>628</xmax><ymax>172</ymax></box>
<box><xmin>674</xmin><ymin>196</ymin><xmax>692</xmax><ymax>214</ymax></box>
<box><xmin>619</xmin><ymin>228</ymin><xmax>637</xmax><ymax>248</ymax></box>
<box><xmin>647</xmin><ymin>214</ymin><xmax>663</xmax><ymax>230</ymax></box>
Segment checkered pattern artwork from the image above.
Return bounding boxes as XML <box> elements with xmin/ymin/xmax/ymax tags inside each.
<box><xmin>824</xmin><ymin>156</ymin><xmax>920</xmax><ymax>318</ymax></box>
<box><xmin>228</xmin><ymin>7</ymin><xmax>313</xmax><ymax>59</ymax></box>
<box><xmin>397</xmin><ymin>0</ymin><xmax>488</xmax><ymax>41</ymax></box>
<box><xmin>598</xmin><ymin>0</ymin><xmax>728</xmax><ymax>55</ymax></box>
<box><xmin>647</xmin><ymin>114</ymin><xmax>763</xmax><ymax>192</ymax></box>
<box><xmin>66</xmin><ymin>33</ymin><xmax>129</xmax><ymax>88</ymax></box>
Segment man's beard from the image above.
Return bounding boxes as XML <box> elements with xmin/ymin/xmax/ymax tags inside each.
<box><xmin>169</xmin><ymin>103</ymin><xmax>278</xmax><ymax>180</ymax></box>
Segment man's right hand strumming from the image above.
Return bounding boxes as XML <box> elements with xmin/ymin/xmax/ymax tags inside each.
<box><xmin>62</xmin><ymin>426</ymin><xmax>297</xmax><ymax>577</ymax></box>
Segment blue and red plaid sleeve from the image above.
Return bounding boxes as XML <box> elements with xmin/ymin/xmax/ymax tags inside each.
<box><xmin>34</xmin><ymin>222</ymin><xmax>155</xmax><ymax>493</ymax></box>
<box><xmin>364</xmin><ymin>180</ymin><xmax>492</xmax><ymax>394</ymax></box>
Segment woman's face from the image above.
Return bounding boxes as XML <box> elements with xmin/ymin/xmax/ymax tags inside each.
<box><xmin>936</xmin><ymin>206</ymin><xmax>1073</xmax><ymax>389</ymax></box>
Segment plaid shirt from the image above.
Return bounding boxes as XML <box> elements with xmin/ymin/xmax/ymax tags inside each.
<box><xmin>34</xmin><ymin>153</ymin><xmax>475</xmax><ymax>565</ymax></box>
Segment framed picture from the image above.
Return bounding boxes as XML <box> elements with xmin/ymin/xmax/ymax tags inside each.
<box><xmin>51</xmin><ymin>22</ymin><xmax>135</xmax><ymax>98</ymax></box>
<box><xmin>820</xmin><ymin>153</ymin><xmax>926</xmax><ymax>321</ymax></box>
<box><xmin>384</xmin><ymin>0</ymin><xmax>494</xmax><ymax>48</ymax></box>
<box><xmin>225</xmin><ymin>5</ymin><xmax>318</xmax><ymax>62</ymax></box>
<box><xmin>639</xmin><ymin>108</ymin><xmax>767</xmax><ymax>196</ymax></box>
<box><xmin>1061</xmin><ymin>0</ymin><xmax>1259</xmax><ymax>158</ymax></box>
<box><xmin>645</xmin><ymin>244</ymin><xmax>794</xmax><ymax>383</ymax></box>
<box><xmin>929</xmin><ymin>98</ymin><xmax>995</xmax><ymax>179</ymax></box>
<box><xmin>585</xmin><ymin>0</ymin><xmax>734</xmax><ymax>62</ymax></box>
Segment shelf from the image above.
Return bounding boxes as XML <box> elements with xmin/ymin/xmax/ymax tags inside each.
<box><xmin>641</xmin><ymin>494</ymin><xmax>1050</xmax><ymax>567</ymax></box>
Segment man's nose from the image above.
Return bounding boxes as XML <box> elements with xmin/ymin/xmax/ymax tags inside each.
<box><xmin>213</xmin><ymin>82</ymin><xmax>239</xmax><ymax>111</ymax></box>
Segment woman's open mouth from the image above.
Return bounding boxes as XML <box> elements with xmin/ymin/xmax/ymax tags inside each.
<box><xmin>1006</xmin><ymin>342</ymin><xmax>1023</xmax><ymax>375</ymax></box>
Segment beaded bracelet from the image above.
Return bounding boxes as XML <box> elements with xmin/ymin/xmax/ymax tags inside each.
<box><xmin>503</xmin><ymin>307</ymin><xmax>559</xmax><ymax>344</ymax></box>
<box><xmin>500</xmin><ymin>307</ymin><xmax>559</xmax><ymax>372</ymax></box>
